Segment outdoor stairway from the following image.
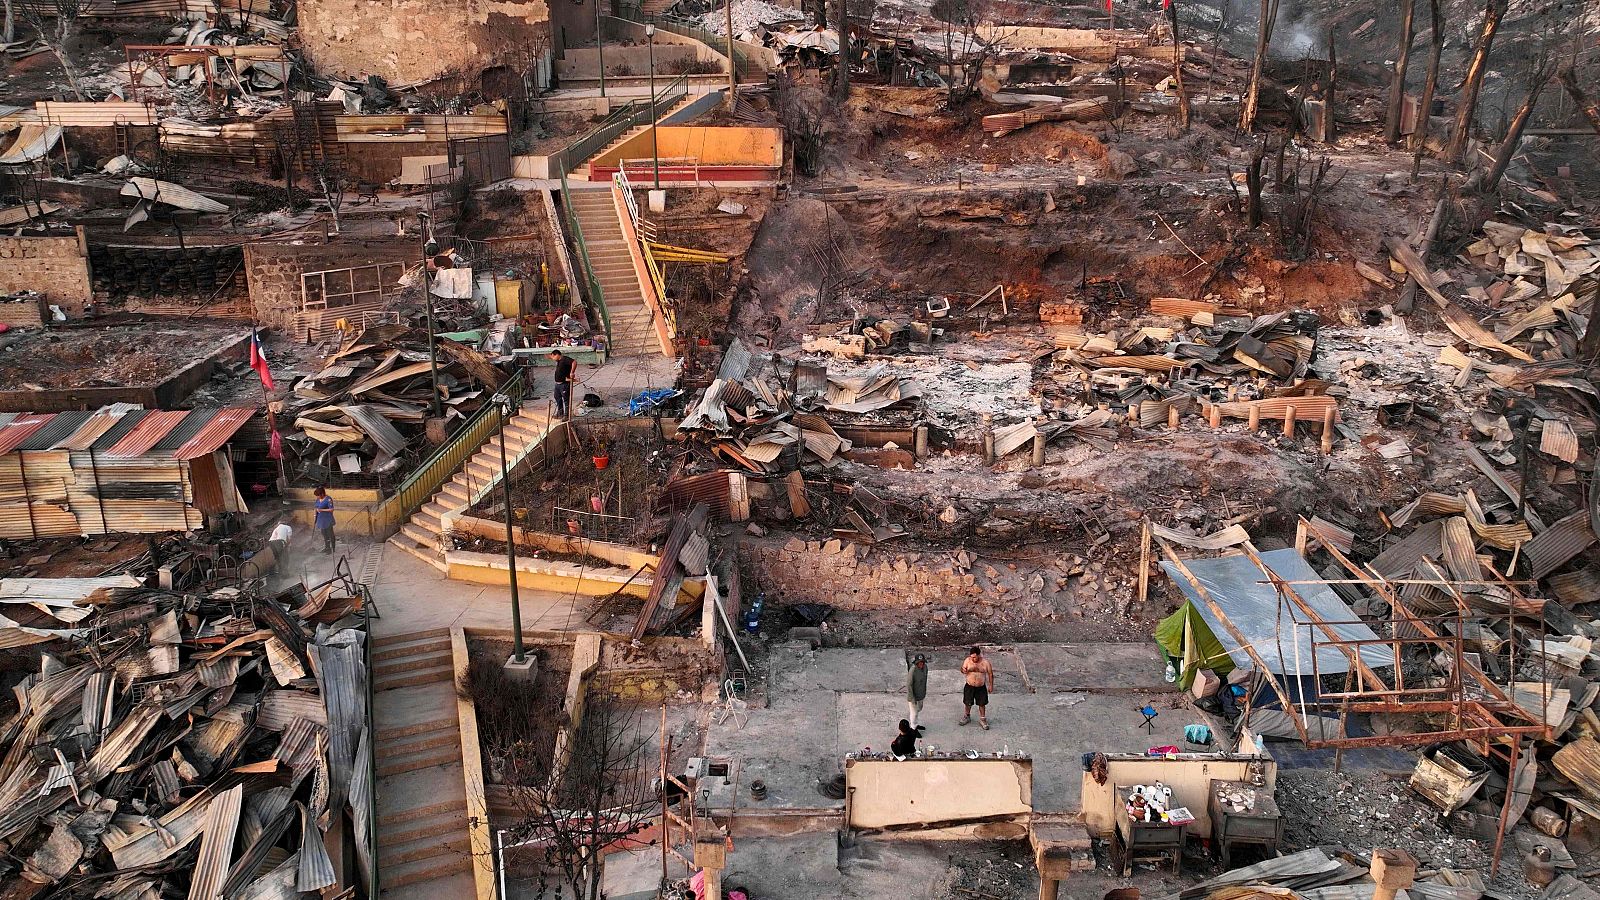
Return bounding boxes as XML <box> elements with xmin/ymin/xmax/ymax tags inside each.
<box><xmin>565</xmin><ymin>188</ymin><xmax>664</xmax><ymax>357</ymax></box>
<box><xmin>372</xmin><ymin>629</ymin><xmax>474</xmax><ymax>899</ymax></box>
<box><xmin>572</xmin><ymin>92</ymin><xmax>699</xmax><ymax>182</ymax></box>
<box><xmin>387</xmin><ymin>405</ymin><xmax>554</xmax><ymax>571</ymax></box>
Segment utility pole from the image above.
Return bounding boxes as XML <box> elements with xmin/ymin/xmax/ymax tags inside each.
<box><xmin>496</xmin><ymin>391</ymin><xmax>526</xmax><ymax>666</ymax></box>
<box><xmin>647</xmin><ymin>23</ymin><xmax>661</xmax><ymax>189</ymax></box>
<box><xmin>596</xmin><ymin>0</ymin><xmax>606</xmax><ymax>100</ymax></box>
<box><xmin>417</xmin><ymin>212</ymin><xmax>443</xmax><ymax>419</ymax></box>
<box><xmin>725</xmin><ymin>0</ymin><xmax>738</xmax><ymax>110</ymax></box>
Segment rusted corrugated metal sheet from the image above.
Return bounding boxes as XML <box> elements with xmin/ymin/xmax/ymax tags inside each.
<box><xmin>1525</xmin><ymin>510</ymin><xmax>1597</xmax><ymax>580</ymax></box>
<box><xmin>55</xmin><ymin>405</ymin><xmax>142</xmax><ymax>451</ymax></box>
<box><xmin>0</xmin><ymin>415</ymin><xmax>56</xmax><ymax>455</ymax></box>
<box><xmin>104</xmin><ymin>411</ymin><xmax>190</xmax><ymax>458</ymax></box>
<box><xmin>17</xmin><ymin>413</ymin><xmax>91</xmax><ymax>450</ymax></box>
<box><xmin>657</xmin><ymin>470</ymin><xmax>733</xmax><ymax>520</ymax></box>
<box><xmin>1553</xmin><ymin>737</ymin><xmax>1600</xmax><ymax>802</ymax></box>
<box><xmin>170</xmin><ymin>408</ymin><xmax>256</xmax><ymax>460</ymax></box>
<box><xmin>90</xmin><ymin>410</ymin><xmax>150</xmax><ymax>451</ymax></box>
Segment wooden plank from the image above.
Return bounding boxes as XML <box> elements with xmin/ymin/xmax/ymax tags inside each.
<box><xmin>35</xmin><ymin>101</ymin><xmax>157</xmax><ymax>126</ymax></box>
<box><xmin>451</xmin><ymin>628</ymin><xmax>496</xmax><ymax>900</ymax></box>
<box><xmin>549</xmin><ymin>633</ymin><xmax>602</xmax><ymax>785</ymax></box>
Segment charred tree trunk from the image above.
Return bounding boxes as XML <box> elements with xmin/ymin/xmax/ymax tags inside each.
<box><xmin>1245</xmin><ymin>142</ymin><xmax>1266</xmax><ymax>228</ymax></box>
<box><xmin>1170</xmin><ymin>3</ymin><xmax>1189</xmax><ymax>130</ymax></box>
<box><xmin>1240</xmin><ymin>0</ymin><xmax>1280</xmax><ymax>133</ymax></box>
<box><xmin>1323</xmin><ymin>28</ymin><xmax>1337</xmax><ymax>145</ymax></box>
<box><xmin>1384</xmin><ymin>0</ymin><xmax>1416</xmax><ymax>144</ymax></box>
<box><xmin>1558</xmin><ymin>68</ymin><xmax>1600</xmax><ymax>137</ymax></box>
<box><xmin>1411</xmin><ymin>0</ymin><xmax>1444</xmax><ymax>153</ymax></box>
<box><xmin>1446</xmin><ymin>0</ymin><xmax>1508</xmax><ymax>164</ymax></box>
<box><xmin>834</xmin><ymin>0</ymin><xmax>850</xmax><ymax>100</ymax></box>
<box><xmin>1482</xmin><ymin>70</ymin><xmax>1553</xmax><ymax>191</ymax></box>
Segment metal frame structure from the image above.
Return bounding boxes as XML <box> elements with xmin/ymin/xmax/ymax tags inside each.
<box><xmin>1157</xmin><ymin>517</ymin><xmax>1553</xmax><ymax>753</ymax></box>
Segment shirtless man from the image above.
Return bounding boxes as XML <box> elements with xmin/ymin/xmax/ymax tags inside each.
<box><xmin>959</xmin><ymin>646</ymin><xmax>995</xmax><ymax>730</ymax></box>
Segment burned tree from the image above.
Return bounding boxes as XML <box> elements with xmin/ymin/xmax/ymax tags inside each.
<box><xmin>1384</xmin><ymin>0</ymin><xmax>1416</xmax><ymax>144</ymax></box>
<box><xmin>1480</xmin><ymin>62</ymin><xmax>1556</xmax><ymax>192</ymax></box>
<box><xmin>16</xmin><ymin>0</ymin><xmax>94</xmax><ymax>100</ymax></box>
<box><xmin>1410</xmin><ymin>0</ymin><xmax>1444</xmax><ymax>154</ymax></box>
<box><xmin>1558</xmin><ymin>67</ymin><xmax>1600</xmax><ymax>137</ymax></box>
<box><xmin>931</xmin><ymin>0</ymin><xmax>993</xmax><ymax>106</ymax></box>
<box><xmin>1445</xmin><ymin>0</ymin><xmax>1509</xmax><ymax>164</ymax></box>
<box><xmin>500</xmin><ymin>701</ymin><xmax>655</xmax><ymax>900</ymax></box>
<box><xmin>1240</xmin><ymin>0</ymin><xmax>1282</xmax><ymax>133</ymax></box>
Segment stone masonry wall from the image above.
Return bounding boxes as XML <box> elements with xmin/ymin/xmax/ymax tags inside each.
<box><xmin>743</xmin><ymin>537</ymin><xmax>990</xmax><ymax>611</ymax></box>
<box><xmin>297</xmin><ymin>0</ymin><xmax>551</xmax><ymax>85</ymax></box>
<box><xmin>0</xmin><ymin>231</ymin><xmax>92</xmax><ymax>316</ymax></box>
<box><xmin>244</xmin><ymin>238</ymin><xmax>415</xmax><ymax>334</ymax></box>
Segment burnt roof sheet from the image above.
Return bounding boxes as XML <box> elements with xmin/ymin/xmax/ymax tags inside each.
<box><xmin>104</xmin><ymin>410</ymin><xmax>190</xmax><ymax>458</ymax></box>
<box><xmin>170</xmin><ymin>408</ymin><xmax>255</xmax><ymax>460</ymax></box>
<box><xmin>0</xmin><ymin>414</ymin><xmax>57</xmax><ymax>455</ymax></box>
<box><xmin>17</xmin><ymin>412</ymin><xmax>93</xmax><ymax>451</ymax></box>
<box><xmin>151</xmin><ymin>411</ymin><xmax>214</xmax><ymax>455</ymax></box>
<box><xmin>90</xmin><ymin>410</ymin><xmax>150</xmax><ymax>452</ymax></box>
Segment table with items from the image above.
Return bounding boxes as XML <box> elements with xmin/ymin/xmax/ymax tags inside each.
<box><xmin>1114</xmin><ymin>782</ymin><xmax>1193</xmax><ymax>876</ymax></box>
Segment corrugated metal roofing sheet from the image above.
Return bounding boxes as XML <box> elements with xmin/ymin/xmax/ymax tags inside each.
<box><xmin>0</xmin><ymin>414</ymin><xmax>56</xmax><ymax>455</ymax></box>
<box><xmin>150</xmin><ymin>411</ymin><xmax>212</xmax><ymax>455</ymax></box>
<box><xmin>17</xmin><ymin>412</ymin><xmax>92</xmax><ymax>451</ymax></box>
<box><xmin>104</xmin><ymin>410</ymin><xmax>190</xmax><ymax>458</ymax></box>
<box><xmin>91</xmin><ymin>409</ymin><xmax>149</xmax><ymax>451</ymax></box>
<box><xmin>55</xmin><ymin>405</ymin><xmax>142</xmax><ymax>451</ymax></box>
<box><xmin>170</xmin><ymin>407</ymin><xmax>255</xmax><ymax>460</ymax></box>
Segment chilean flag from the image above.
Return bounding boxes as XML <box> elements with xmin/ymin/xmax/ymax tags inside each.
<box><xmin>249</xmin><ymin>328</ymin><xmax>275</xmax><ymax>392</ymax></box>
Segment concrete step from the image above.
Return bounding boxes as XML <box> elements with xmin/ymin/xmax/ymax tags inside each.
<box><xmin>386</xmin><ymin>728</ymin><xmax>461</xmax><ymax>761</ymax></box>
<box><xmin>374</xmin><ymin>648</ymin><xmax>452</xmax><ymax>678</ymax></box>
<box><xmin>373</xmin><ymin>637</ymin><xmax>450</xmax><ymax>664</ymax></box>
<box><xmin>421</xmin><ymin>501</ymin><xmax>456</xmax><ymax>522</ymax></box>
<box><xmin>378</xmin><ymin>852</ymin><xmax>472</xmax><ymax>891</ymax></box>
<box><xmin>372</xmin><ymin>627</ymin><xmax>449</xmax><ymax>651</ymax></box>
<box><xmin>377</xmin><ymin>745</ymin><xmax>463</xmax><ymax>778</ymax></box>
<box><xmin>437</xmin><ymin>482</ymin><xmax>471</xmax><ymax>505</ymax></box>
<box><xmin>400</xmin><ymin>523</ymin><xmax>439</xmax><ymax>547</ymax></box>
<box><xmin>412</xmin><ymin>510</ymin><xmax>441</xmax><ymax>532</ymax></box>
<box><xmin>383</xmin><ymin>812</ymin><xmax>466</xmax><ymax>849</ymax></box>
<box><xmin>378</xmin><ymin>798</ymin><xmax>464</xmax><ymax>828</ymax></box>
<box><xmin>386</xmin><ymin>533</ymin><xmax>444</xmax><ymax>570</ymax></box>
<box><xmin>375</xmin><ymin>716</ymin><xmax>458</xmax><ymax>744</ymax></box>
<box><xmin>374</xmin><ymin>660</ymin><xmax>454</xmax><ymax>693</ymax></box>
<box><xmin>381</xmin><ymin>834</ymin><xmax>470</xmax><ymax>868</ymax></box>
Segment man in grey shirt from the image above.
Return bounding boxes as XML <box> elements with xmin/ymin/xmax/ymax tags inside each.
<box><xmin>906</xmin><ymin>653</ymin><xmax>929</xmax><ymax>730</ymax></box>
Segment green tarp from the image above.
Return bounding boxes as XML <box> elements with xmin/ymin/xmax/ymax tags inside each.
<box><xmin>1154</xmin><ymin>601</ymin><xmax>1236</xmax><ymax>689</ymax></box>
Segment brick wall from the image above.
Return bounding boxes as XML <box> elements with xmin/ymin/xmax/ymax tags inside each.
<box><xmin>743</xmin><ymin>537</ymin><xmax>990</xmax><ymax>611</ymax></box>
<box><xmin>244</xmin><ymin>238</ymin><xmax>416</xmax><ymax>334</ymax></box>
<box><xmin>0</xmin><ymin>231</ymin><xmax>92</xmax><ymax>316</ymax></box>
<box><xmin>297</xmin><ymin>0</ymin><xmax>551</xmax><ymax>85</ymax></box>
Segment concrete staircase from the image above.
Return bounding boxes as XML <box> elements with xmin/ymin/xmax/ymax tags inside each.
<box><xmin>387</xmin><ymin>406</ymin><xmax>554</xmax><ymax>571</ymax></box>
<box><xmin>565</xmin><ymin>189</ymin><xmax>664</xmax><ymax>357</ymax></box>
<box><xmin>572</xmin><ymin>93</ymin><xmax>699</xmax><ymax>182</ymax></box>
<box><xmin>373</xmin><ymin>629</ymin><xmax>473</xmax><ymax>898</ymax></box>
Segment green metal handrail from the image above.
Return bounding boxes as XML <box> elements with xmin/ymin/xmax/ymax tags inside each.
<box><xmin>559</xmin><ymin>169</ymin><xmax>613</xmax><ymax>347</ymax></box>
<box><xmin>373</xmin><ymin>369</ymin><xmax>527</xmax><ymax>535</ymax></box>
<box><xmin>554</xmin><ymin>71</ymin><xmax>689</xmax><ymax>177</ymax></box>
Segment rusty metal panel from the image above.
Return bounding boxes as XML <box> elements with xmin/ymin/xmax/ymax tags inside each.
<box><xmin>90</xmin><ymin>410</ymin><xmax>150</xmax><ymax>451</ymax></box>
<box><xmin>17</xmin><ymin>412</ymin><xmax>91</xmax><ymax>450</ymax></box>
<box><xmin>657</xmin><ymin>470</ymin><xmax>733</xmax><ymax>520</ymax></box>
<box><xmin>1554</xmin><ymin>737</ymin><xmax>1600</xmax><ymax>802</ymax></box>
<box><xmin>170</xmin><ymin>408</ymin><xmax>256</xmax><ymax>460</ymax></box>
<box><xmin>0</xmin><ymin>414</ymin><xmax>56</xmax><ymax>455</ymax></box>
<box><xmin>105</xmin><ymin>410</ymin><xmax>190</xmax><ymax>458</ymax></box>
<box><xmin>55</xmin><ymin>405</ymin><xmax>142</xmax><ymax>451</ymax></box>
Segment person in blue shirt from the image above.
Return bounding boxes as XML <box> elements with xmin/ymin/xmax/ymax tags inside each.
<box><xmin>313</xmin><ymin>486</ymin><xmax>336</xmax><ymax>554</ymax></box>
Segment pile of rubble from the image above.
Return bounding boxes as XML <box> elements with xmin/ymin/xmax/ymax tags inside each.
<box><xmin>0</xmin><ymin>576</ymin><xmax>371</xmax><ymax>897</ymax></box>
<box><xmin>677</xmin><ymin>339</ymin><xmax>919</xmax><ymax>472</ymax></box>
<box><xmin>287</xmin><ymin>325</ymin><xmax>505</xmax><ymax>480</ymax></box>
<box><xmin>118</xmin><ymin>17</ymin><xmax>295</xmax><ymax>113</ymax></box>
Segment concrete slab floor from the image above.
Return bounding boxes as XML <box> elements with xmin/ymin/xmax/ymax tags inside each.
<box><xmin>704</xmin><ymin>643</ymin><xmax>1193</xmax><ymax>817</ymax></box>
<box><xmin>269</xmin><ymin>533</ymin><xmax>595</xmax><ymax>640</ymax></box>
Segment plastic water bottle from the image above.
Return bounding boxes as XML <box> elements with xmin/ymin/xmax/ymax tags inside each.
<box><xmin>744</xmin><ymin>592</ymin><xmax>764</xmax><ymax>635</ymax></box>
